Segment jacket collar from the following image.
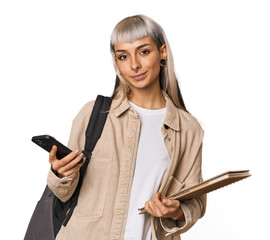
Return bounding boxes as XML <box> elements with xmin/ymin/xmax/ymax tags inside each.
<box><xmin>112</xmin><ymin>91</ymin><xmax>180</xmax><ymax>131</ymax></box>
<box><xmin>162</xmin><ymin>91</ymin><xmax>180</xmax><ymax>131</ymax></box>
<box><xmin>113</xmin><ymin>96</ymin><xmax>131</xmax><ymax>118</ymax></box>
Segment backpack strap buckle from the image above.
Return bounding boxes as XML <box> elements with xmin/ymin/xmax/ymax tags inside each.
<box><xmin>82</xmin><ymin>150</ymin><xmax>92</xmax><ymax>160</ymax></box>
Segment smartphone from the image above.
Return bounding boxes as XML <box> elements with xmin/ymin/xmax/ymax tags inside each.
<box><xmin>32</xmin><ymin>135</ymin><xmax>72</xmax><ymax>160</ymax></box>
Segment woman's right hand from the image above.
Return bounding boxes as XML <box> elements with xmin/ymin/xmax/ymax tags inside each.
<box><xmin>49</xmin><ymin>145</ymin><xmax>85</xmax><ymax>178</ymax></box>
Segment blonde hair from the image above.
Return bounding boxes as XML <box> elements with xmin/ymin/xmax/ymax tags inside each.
<box><xmin>110</xmin><ymin>14</ymin><xmax>187</xmax><ymax>112</ymax></box>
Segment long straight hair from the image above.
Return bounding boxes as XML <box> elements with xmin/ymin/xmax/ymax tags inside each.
<box><xmin>110</xmin><ymin>15</ymin><xmax>188</xmax><ymax>112</ymax></box>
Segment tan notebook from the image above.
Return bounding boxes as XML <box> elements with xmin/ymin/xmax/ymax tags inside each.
<box><xmin>138</xmin><ymin>170</ymin><xmax>251</xmax><ymax>214</ymax></box>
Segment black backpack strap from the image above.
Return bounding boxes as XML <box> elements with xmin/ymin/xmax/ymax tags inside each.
<box><xmin>62</xmin><ymin>95</ymin><xmax>112</xmax><ymax>226</ymax></box>
<box><xmin>82</xmin><ymin>95</ymin><xmax>113</xmax><ymax>159</ymax></box>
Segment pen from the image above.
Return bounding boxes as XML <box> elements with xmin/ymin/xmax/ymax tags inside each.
<box><xmin>138</xmin><ymin>207</ymin><xmax>146</xmax><ymax>215</ymax></box>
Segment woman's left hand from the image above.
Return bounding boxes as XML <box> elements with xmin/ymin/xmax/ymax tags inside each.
<box><xmin>144</xmin><ymin>192</ymin><xmax>185</xmax><ymax>221</ymax></box>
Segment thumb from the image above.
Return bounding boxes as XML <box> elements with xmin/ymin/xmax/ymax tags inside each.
<box><xmin>162</xmin><ymin>198</ymin><xmax>169</xmax><ymax>204</ymax></box>
<box><xmin>162</xmin><ymin>198</ymin><xmax>176</xmax><ymax>207</ymax></box>
<box><xmin>49</xmin><ymin>145</ymin><xmax>57</xmax><ymax>163</ymax></box>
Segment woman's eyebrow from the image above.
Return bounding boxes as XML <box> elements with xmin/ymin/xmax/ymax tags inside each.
<box><xmin>115</xmin><ymin>43</ymin><xmax>152</xmax><ymax>53</ymax></box>
<box><xmin>136</xmin><ymin>43</ymin><xmax>152</xmax><ymax>49</ymax></box>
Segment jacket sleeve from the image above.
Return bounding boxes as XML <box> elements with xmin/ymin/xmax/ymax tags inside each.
<box><xmin>47</xmin><ymin>168</ymin><xmax>80</xmax><ymax>203</ymax></box>
<box><xmin>159</xmin><ymin>124</ymin><xmax>207</xmax><ymax>237</ymax></box>
<box><xmin>47</xmin><ymin>100</ymin><xmax>95</xmax><ymax>202</ymax></box>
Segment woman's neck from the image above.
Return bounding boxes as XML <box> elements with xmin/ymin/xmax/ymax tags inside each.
<box><xmin>128</xmin><ymin>87</ymin><xmax>166</xmax><ymax>110</ymax></box>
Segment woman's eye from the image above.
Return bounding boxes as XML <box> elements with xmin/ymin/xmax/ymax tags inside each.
<box><xmin>141</xmin><ymin>49</ymin><xmax>150</xmax><ymax>55</ymax></box>
<box><xmin>118</xmin><ymin>54</ymin><xmax>128</xmax><ymax>60</ymax></box>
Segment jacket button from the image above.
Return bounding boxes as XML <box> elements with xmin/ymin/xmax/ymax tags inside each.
<box><xmin>167</xmin><ymin>138</ymin><xmax>171</xmax><ymax>141</ymax></box>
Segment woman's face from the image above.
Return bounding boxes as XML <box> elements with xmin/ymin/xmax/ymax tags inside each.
<box><xmin>114</xmin><ymin>36</ymin><xmax>167</xmax><ymax>92</ymax></box>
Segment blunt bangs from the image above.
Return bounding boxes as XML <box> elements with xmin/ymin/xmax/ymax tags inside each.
<box><xmin>110</xmin><ymin>15</ymin><xmax>164</xmax><ymax>51</ymax></box>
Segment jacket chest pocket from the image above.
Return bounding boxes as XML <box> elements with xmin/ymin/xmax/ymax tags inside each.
<box><xmin>162</xmin><ymin>176</ymin><xmax>185</xmax><ymax>198</ymax></box>
<box><xmin>73</xmin><ymin>157</ymin><xmax>112</xmax><ymax>219</ymax></box>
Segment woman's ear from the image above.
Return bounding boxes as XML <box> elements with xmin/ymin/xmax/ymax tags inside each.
<box><xmin>160</xmin><ymin>44</ymin><xmax>167</xmax><ymax>60</ymax></box>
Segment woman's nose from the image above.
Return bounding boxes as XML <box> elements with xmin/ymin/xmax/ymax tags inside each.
<box><xmin>130</xmin><ymin>56</ymin><xmax>141</xmax><ymax>71</ymax></box>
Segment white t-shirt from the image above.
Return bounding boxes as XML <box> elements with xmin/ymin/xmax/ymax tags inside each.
<box><xmin>123</xmin><ymin>101</ymin><xmax>170</xmax><ymax>240</ymax></box>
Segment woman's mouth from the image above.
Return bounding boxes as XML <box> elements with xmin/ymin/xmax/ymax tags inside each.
<box><xmin>131</xmin><ymin>71</ymin><xmax>147</xmax><ymax>80</ymax></box>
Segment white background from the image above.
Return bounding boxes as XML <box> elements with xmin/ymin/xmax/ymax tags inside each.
<box><xmin>1</xmin><ymin>0</ymin><xmax>269</xmax><ymax>239</ymax></box>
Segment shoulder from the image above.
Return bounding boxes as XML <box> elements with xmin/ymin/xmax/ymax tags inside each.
<box><xmin>72</xmin><ymin>100</ymin><xmax>96</xmax><ymax>125</ymax></box>
<box><xmin>67</xmin><ymin>100</ymin><xmax>96</xmax><ymax>150</ymax></box>
<box><xmin>177</xmin><ymin>108</ymin><xmax>204</xmax><ymax>139</ymax></box>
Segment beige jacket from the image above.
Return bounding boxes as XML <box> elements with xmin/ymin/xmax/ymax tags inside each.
<box><xmin>47</xmin><ymin>92</ymin><xmax>206</xmax><ymax>240</ymax></box>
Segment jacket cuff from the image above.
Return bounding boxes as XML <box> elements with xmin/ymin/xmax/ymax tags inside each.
<box><xmin>47</xmin><ymin>168</ymin><xmax>79</xmax><ymax>202</ymax></box>
<box><xmin>159</xmin><ymin>202</ymin><xmax>192</xmax><ymax>236</ymax></box>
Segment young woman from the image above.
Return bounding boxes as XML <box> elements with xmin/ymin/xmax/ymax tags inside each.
<box><xmin>48</xmin><ymin>15</ymin><xmax>206</xmax><ymax>240</ymax></box>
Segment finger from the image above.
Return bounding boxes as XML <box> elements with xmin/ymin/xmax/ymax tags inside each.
<box><xmin>53</xmin><ymin>150</ymin><xmax>80</xmax><ymax>169</ymax></box>
<box><xmin>162</xmin><ymin>199</ymin><xmax>180</xmax><ymax>209</ymax></box>
<box><xmin>161</xmin><ymin>198</ymin><xmax>181</xmax><ymax>220</ymax></box>
<box><xmin>147</xmin><ymin>192</ymin><xmax>167</xmax><ymax>217</ymax></box>
<box><xmin>149</xmin><ymin>200</ymin><xmax>164</xmax><ymax>218</ymax></box>
<box><xmin>59</xmin><ymin>161</ymin><xmax>84</xmax><ymax>177</ymax></box>
<box><xmin>49</xmin><ymin>145</ymin><xmax>57</xmax><ymax>164</ymax></box>
<box><xmin>144</xmin><ymin>201</ymin><xmax>155</xmax><ymax>216</ymax></box>
<box><xmin>58</xmin><ymin>153</ymin><xmax>84</xmax><ymax>174</ymax></box>
<box><xmin>152</xmin><ymin>195</ymin><xmax>169</xmax><ymax>216</ymax></box>
<box><xmin>154</xmin><ymin>192</ymin><xmax>162</xmax><ymax>200</ymax></box>
<box><xmin>151</xmin><ymin>201</ymin><xmax>163</xmax><ymax>217</ymax></box>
